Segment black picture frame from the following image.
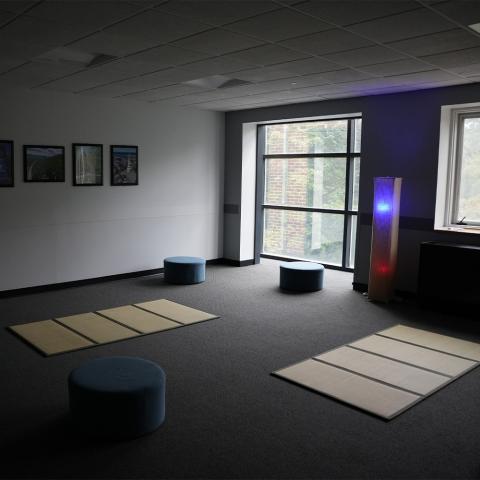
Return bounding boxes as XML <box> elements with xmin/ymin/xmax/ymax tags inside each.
<box><xmin>0</xmin><ymin>140</ymin><xmax>14</xmax><ymax>187</ymax></box>
<box><xmin>72</xmin><ymin>143</ymin><xmax>103</xmax><ymax>186</ymax></box>
<box><xmin>24</xmin><ymin>145</ymin><xmax>65</xmax><ymax>182</ymax></box>
<box><xmin>110</xmin><ymin>145</ymin><xmax>138</xmax><ymax>186</ymax></box>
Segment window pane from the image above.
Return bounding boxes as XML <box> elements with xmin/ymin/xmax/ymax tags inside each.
<box><xmin>458</xmin><ymin>117</ymin><xmax>480</xmax><ymax>223</ymax></box>
<box><xmin>263</xmin><ymin>209</ymin><xmax>344</xmax><ymax>265</ymax></box>
<box><xmin>348</xmin><ymin>215</ymin><xmax>357</xmax><ymax>268</ymax></box>
<box><xmin>265</xmin><ymin>157</ymin><xmax>346</xmax><ymax>209</ymax></box>
<box><xmin>266</xmin><ymin>120</ymin><xmax>348</xmax><ymax>154</ymax></box>
<box><xmin>351</xmin><ymin>157</ymin><xmax>360</xmax><ymax>211</ymax></box>
<box><xmin>352</xmin><ymin>118</ymin><xmax>362</xmax><ymax>153</ymax></box>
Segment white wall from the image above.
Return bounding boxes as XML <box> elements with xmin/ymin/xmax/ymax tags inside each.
<box><xmin>0</xmin><ymin>89</ymin><xmax>224</xmax><ymax>291</ymax></box>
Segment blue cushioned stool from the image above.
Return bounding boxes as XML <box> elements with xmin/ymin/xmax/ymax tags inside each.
<box><xmin>68</xmin><ymin>356</ymin><xmax>166</xmax><ymax>439</ymax></box>
<box><xmin>164</xmin><ymin>256</ymin><xmax>206</xmax><ymax>284</ymax></box>
<box><xmin>280</xmin><ymin>261</ymin><xmax>325</xmax><ymax>292</ymax></box>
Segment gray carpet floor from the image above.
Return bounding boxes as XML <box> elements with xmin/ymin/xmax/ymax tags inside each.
<box><xmin>1</xmin><ymin>259</ymin><xmax>480</xmax><ymax>479</ymax></box>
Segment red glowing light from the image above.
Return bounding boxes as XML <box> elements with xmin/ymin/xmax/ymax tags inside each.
<box><xmin>377</xmin><ymin>264</ymin><xmax>390</xmax><ymax>274</ymax></box>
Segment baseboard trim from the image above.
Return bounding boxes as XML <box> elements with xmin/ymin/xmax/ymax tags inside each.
<box><xmin>0</xmin><ymin>259</ymin><xmax>222</xmax><ymax>298</ymax></box>
<box><xmin>352</xmin><ymin>282</ymin><xmax>368</xmax><ymax>293</ymax></box>
<box><xmin>221</xmin><ymin>258</ymin><xmax>256</xmax><ymax>267</ymax></box>
<box><xmin>353</xmin><ymin>282</ymin><xmax>417</xmax><ymax>300</ymax></box>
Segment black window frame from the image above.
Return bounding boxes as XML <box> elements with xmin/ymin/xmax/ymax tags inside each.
<box><xmin>254</xmin><ymin>116</ymin><xmax>361</xmax><ymax>271</ymax></box>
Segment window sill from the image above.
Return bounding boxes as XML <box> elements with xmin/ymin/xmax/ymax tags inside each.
<box><xmin>435</xmin><ymin>226</ymin><xmax>480</xmax><ymax>235</ymax></box>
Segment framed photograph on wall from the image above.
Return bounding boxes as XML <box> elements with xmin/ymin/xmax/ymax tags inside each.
<box><xmin>24</xmin><ymin>145</ymin><xmax>65</xmax><ymax>182</ymax></box>
<box><xmin>111</xmin><ymin>145</ymin><xmax>138</xmax><ymax>186</ymax></box>
<box><xmin>73</xmin><ymin>143</ymin><xmax>103</xmax><ymax>186</ymax></box>
<box><xmin>0</xmin><ymin>140</ymin><xmax>14</xmax><ymax>187</ymax></box>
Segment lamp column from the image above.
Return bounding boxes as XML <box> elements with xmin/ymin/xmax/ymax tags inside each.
<box><xmin>368</xmin><ymin>177</ymin><xmax>402</xmax><ymax>302</ymax></box>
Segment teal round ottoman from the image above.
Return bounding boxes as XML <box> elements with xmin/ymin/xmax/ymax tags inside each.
<box><xmin>68</xmin><ymin>357</ymin><xmax>166</xmax><ymax>439</ymax></box>
<box><xmin>164</xmin><ymin>256</ymin><xmax>206</xmax><ymax>284</ymax></box>
<box><xmin>280</xmin><ymin>261</ymin><xmax>325</xmax><ymax>292</ymax></box>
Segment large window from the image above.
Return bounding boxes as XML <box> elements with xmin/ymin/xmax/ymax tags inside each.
<box><xmin>435</xmin><ymin>103</ymin><xmax>480</xmax><ymax>232</ymax></box>
<box><xmin>258</xmin><ymin>117</ymin><xmax>361</xmax><ymax>269</ymax></box>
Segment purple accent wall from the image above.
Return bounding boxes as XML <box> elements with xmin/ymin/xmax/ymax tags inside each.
<box><xmin>224</xmin><ymin>82</ymin><xmax>480</xmax><ymax>293</ymax></box>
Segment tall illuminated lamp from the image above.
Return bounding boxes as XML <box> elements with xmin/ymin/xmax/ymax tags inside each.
<box><xmin>368</xmin><ymin>177</ymin><xmax>402</xmax><ymax>302</ymax></box>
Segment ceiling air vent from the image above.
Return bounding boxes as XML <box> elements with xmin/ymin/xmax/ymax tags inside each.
<box><xmin>183</xmin><ymin>75</ymin><xmax>252</xmax><ymax>90</ymax></box>
<box><xmin>468</xmin><ymin>22</ymin><xmax>480</xmax><ymax>33</ymax></box>
<box><xmin>87</xmin><ymin>53</ymin><xmax>118</xmax><ymax>68</ymax></box>
<box><xmin>35</xmin><ymin>48</ymin><xmax>117</xmax><ymax>67</ymax></box>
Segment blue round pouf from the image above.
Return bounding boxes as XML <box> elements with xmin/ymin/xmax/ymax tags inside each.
<box><xmin>280</xmin><ymin>261</ymin><xmax>325</xmax><ymax>292</ymax></box>
<box><xmin>68</xmin><ymin>357</ymin><xmax>166</xmax><ymax>439</ymax></box>
<box><xmin>164</xmin><ymin>256</ymin><xmax>206</xmax><ymax>284</ymax></box>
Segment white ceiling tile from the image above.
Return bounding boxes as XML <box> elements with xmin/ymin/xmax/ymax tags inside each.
<box><xmin>302</xmin><ymin>83</ymin><xmax>357</xmax><ymax>95</ymax></box>
<box><xmin>0</xmin><ymin>40</ymin><xmax>51</xmax><ymax>60</ymax></box>
<box><xmin>95</xmin><ymin>59</ymin><xmax>162</xmax><ymax>76</ymax></box>
<box><xmin>173</xmin><ymin>29</ymin><xmax>264</xmax><ymax>55</ymax></box>
<box><xmin>156</xmin><ymin>1</ymin><xmax>278</xmax><ymax>26</ymax></box>
<box><xmin>35</xmin><ymin>62</ymin><xmax>148</xmax><ymax>92</ymax></box>
<box><xmin>0</xmin><ymin>61</ymin><xmax>81</xmax><ymax>87</ymax></box>
<box><xmin>75</xmin><ymin>73</ymin><xmax>171</xmax><ymax>95</ymax></box>
<box><xmin>125</xmin><ymin>45</ymin><xmax>209</xmax><ymax>68</ymax></box>
<box><xmin>359</xmin><ymin>59</ymin><xmax>433</xmax><ymax>76</ymax></box>
<box><xmin>180</xmin><ymin>56</ymin><xmax>256</xmax><ymax>75</ymax></box>
<box><xmin>0</xmin><ymin>1</ymin><xmax>35</xmax><ymax>14</ymax></box>
<box><xmin>230</xmin><ymin>44</ymin><xmax>309</xmax><ymax>66</ymax></box>
<box><xmin>431</xmin><ymin>1</ymin><xmax>480</xmax><ymax>26</ymax></box>
<box><xmin>226</xmin><ymin>8</ymin><xmax>331</xmax><ymax>41</ymax></box>
<box><xmin>348</xmin><ymin>8</ymin><xmax>456</xmax><ymax>43</ymax></box>
<box><xmin>281</xmin><ymin>29</ymin><xmax>373</xmax><ymax>55</ymax></box>
<box><xmin>77</xmin><ymin>83</ymin><xmax>139</xmax><ymax>98</ymax></box>
<box><xmin>167</xmin><ymin>91</ymin><xmax>229</xmax><ymax>105</ymax></box>
<box><xmin>124</xmin><ymin>67</ymin><xmax>199</xmax><ymax>87</ymax></box>
<box><xmin>26</xmin><ymin>1</ymin><xmax>142</xmax><ymax>30</ymax></box>
<box><xmin>105</xmin><ymin>10</ymin><xmax>211</xmax><ymax>44</ymax></box>
<box><xmin>0</xmin><ymin>57</ymin><xmax>24</xmax><ymax>73</ymax></box>
<box><xmin>421</xmin><ymin>47</ymin><xmax>480</xmax><ymax>69</ymax></box>
<box><xmin>223</xmin><ymin>76</ymin><xmax>322</xmax><ymax>96</ymax></box>
<box><xmin>333</xmin><ymin>77</ymin><xmax>409</xmax><ymax>91</ymax></box>
<box><xmin>273</xmin><ymin>57</ymin><xmax>342</xmax><ymax>75</ymax></box>
<box><xmin>227</xmin><ymin>66</ymin><xmax>297</xmax><ymax>82</ymax></box>
<box><xmin>0</xmin><ymin>15</ymin><xmax>90</xmax><ymax>47</ymax></box>
<box><xmin>324</xmin><ymin>45</ymin><xmax>407</xmax><ymax>68</ymax></box>
<box><xmin>317</xmin><ymin>68</ymin><xmax>374</xmax><ymax>83</ymax></box>
<box><xmin>292</xmin><ymin>1</ymin><xmax>419</xmax><ymax>26</ymax></box>
<box><xmin>387</xmin><ymin>69</ymin><xmax>463</xmax><ymax>84</ymax></box>
<box><xmin>0</xmin><ymin>10</ymin><xmax>13</xmax><ymax>23</ymax></box>
<box><xmin>69</xmin><ymin>31</ymin><xmax>158</xmax><ymax>57</ymax></box>
<box><xmin>387</xmin><ymin>29</ymin><xmax>480</xmax><ymax>56</ymax></box>
<box><xmin>451</xmin><ymin>63</ymin><xmax>480</xmax><ymax>76</ymax></box>
<box><xmin>0</xmin><ymin>0</ymin><xmax>475</xmax><ymax>108</ymax></box>
<box><xmin>125</xmin><ymin>0</ymin><xmax>163</xmax><ymax>6</ymax></box>
<box><xmin>125</xmin><ymin>83</ymin><xmax>205</xmax><ymax>101</ymax></box>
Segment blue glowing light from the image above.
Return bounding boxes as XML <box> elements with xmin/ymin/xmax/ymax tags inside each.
<box><xmin>376</xmin><ymin>202</ymin><xmax>391</xmax><ymax>213</ymax></box>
